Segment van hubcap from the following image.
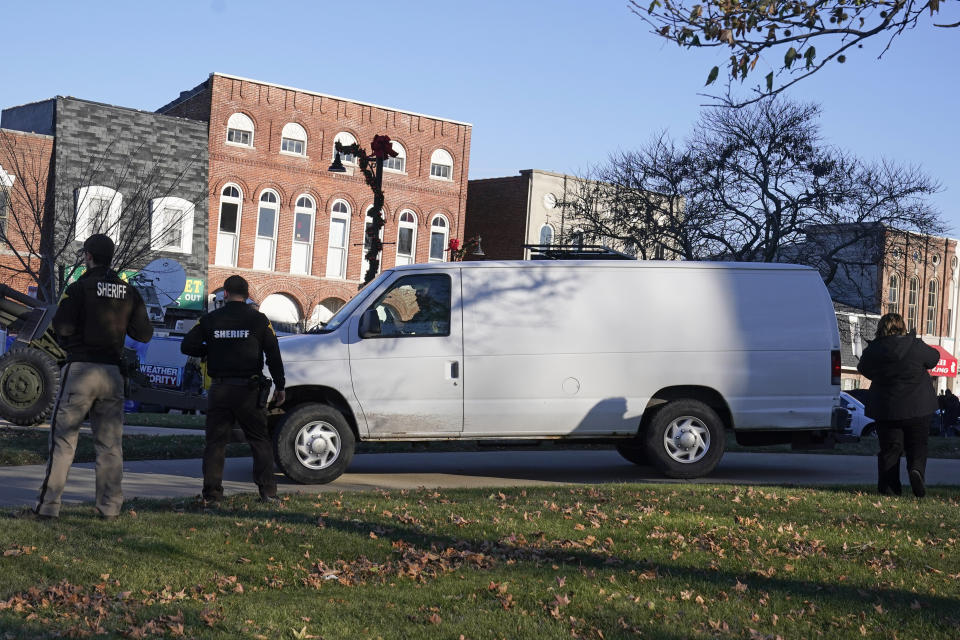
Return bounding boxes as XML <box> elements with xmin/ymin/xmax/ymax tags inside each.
<box><xmin>294</xmin><ymin>421</ymin><xmax>341</xmax><ymax>470</ymax></box>
<box><xmin>663</xmin><ymin>416</ymin><xmax>710</xmax><ymax>464</ymax></box>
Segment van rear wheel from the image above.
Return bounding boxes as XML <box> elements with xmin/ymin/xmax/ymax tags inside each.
<box><xmin>274</xmin><ymin>403</ymin><xmax>355</xmax><ymax>484</ymax></box>
<box><xmin>644</xmin><ymin>400</ymin><xmax>725</xmax><ymax>479</ymax></box>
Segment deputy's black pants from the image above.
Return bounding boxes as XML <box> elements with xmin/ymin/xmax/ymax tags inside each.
<box><xmin>203</xmin><ymin>382</ymin><xmax>277</xmax><ymax>501</ymax></box>
<box><xmin>876</xmin><ymin>415</ymin><xmax>930</xmax><ymax>494</ymax></box>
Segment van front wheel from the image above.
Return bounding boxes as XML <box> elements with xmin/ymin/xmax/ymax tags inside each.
<box><xmin>274</xmin><ymin>403</ymin><xmax>356</xmax><ymax>484</ymax></box>
<box><xmin>644</xmin><ymin>400</ymin><xmax>725</xmax><ymax>479</ymax></box>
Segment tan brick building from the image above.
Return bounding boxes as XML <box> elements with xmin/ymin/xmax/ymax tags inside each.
<box><xmin>159</xmin><ymin>73</ymin><xmax>471</xmax><ymax>328</ymax></box>
<box><xmin>811</xmin><ymin>224</ymin><xmax>960</xmax><ymax>391</ymax></box>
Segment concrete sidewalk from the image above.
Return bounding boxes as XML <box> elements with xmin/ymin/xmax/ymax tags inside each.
<box><xmin>1</xmin><ymin>450</ymin><xmax>958</xmax><ymax>510</ymax></box>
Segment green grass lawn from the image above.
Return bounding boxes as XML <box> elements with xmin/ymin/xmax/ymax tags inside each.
<box><xmin>0</xmin><ymin>484</ymin><xmax>957</xmax><ymax>639</ymax></box>
<box><xmin>0</xmin><ymin>428</ymin><xmax>248</xmax><ymax>466</ymax></box>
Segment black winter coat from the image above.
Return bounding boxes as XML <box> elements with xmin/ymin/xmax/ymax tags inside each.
<box><xmin>857</xmin><ymin>332</ymin><xmax>939</xmax><ymax>421</ymax></box>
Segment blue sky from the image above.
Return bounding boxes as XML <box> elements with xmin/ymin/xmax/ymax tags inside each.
<box><xmin>2</xmin><ymin>0</ymin><xmax>956</xmax><ymax>230</ymax></box>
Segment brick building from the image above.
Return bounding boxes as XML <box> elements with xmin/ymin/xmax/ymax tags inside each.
<box><xmin>0</xmin><ymin>127</ymin><xmax>54</xmax><ymax>296</ymax></box>
<box><xmin>466</xmin><ymin>170</ymin><xmax>585</xmax><ymax>260</ymax></box>
<box><xmin>1</xmin><ymin>98</ymin><xmax>209</xmax><ymax>321</ymax></box>
<box><xmin>810</xmin><ymin>224</ymin><xmax>960</xmax><ymax>391</ymax></box>
<box><xmin>466</xmin><ymin>169</ymin><xmax>674</xmax><ymax>261</ymax></box>
<box><xmin>158</xmin><ymin>73</ymin><xmax>472</xmax><ymax>328</ymax></box>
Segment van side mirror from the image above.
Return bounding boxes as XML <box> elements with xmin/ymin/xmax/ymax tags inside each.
<box><xmin>358</xmin><ymin>308</ymin><xmax>382</xmax><ymax>338</ymax></box>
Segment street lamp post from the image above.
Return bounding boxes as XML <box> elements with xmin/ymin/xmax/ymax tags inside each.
<box><xmin>328</xmin><ymin>135</ymin><xmax>397</xmax><ymax>288</ymax></box>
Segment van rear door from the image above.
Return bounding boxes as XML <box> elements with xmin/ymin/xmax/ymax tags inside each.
<box><xmin>347</xmin><ymin>269</ymin><xmax>464</xmax><ymax>437</ymax></box>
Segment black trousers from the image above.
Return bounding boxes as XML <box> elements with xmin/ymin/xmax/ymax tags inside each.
<box><xmin>876</xmin><ymin>415</ymin><xmax>930</xmax><ymax>494</ymax></box>
<box><xmin>203</xmin><ymin>382</ymin><xmax>277</xmax><ymax>501</ymax></box>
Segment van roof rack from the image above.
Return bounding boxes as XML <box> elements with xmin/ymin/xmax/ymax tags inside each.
<box><xmin>524</xmin><ymin>244</ymin><xmax>636</xmax><ymax>260</ymax></box>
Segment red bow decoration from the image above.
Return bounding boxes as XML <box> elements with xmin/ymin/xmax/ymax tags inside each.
<box><xmin>370</xmin><ymin>135</ymin><xmax>398</xmax><ymax>160</ymax></box>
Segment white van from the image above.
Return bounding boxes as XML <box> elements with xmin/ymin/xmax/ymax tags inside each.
<box><xmin>271</xmin><ymin>261</ymin><xmax>843</xmax><ymax>483</ymax></box>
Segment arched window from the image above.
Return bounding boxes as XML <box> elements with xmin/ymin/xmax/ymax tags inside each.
<box><xmin>384</xmin><ymin>141</ymin><xmax>406</xmax><ymax>173</ymax></box>
<box><xmin>280</xmin><ymin>122</ymin><xmax>307</xmax><ymax>156</ymax></box>
<box><xmin>907</xmin><ymin>276</ymin><xmax>920</xmax><ymax>331</ymax></box>
<box><xmin>325</xmin><ymin>200</ymin><xmax>350</xmax><ymax>279</ymax></box>
<box><xmin>362</xmin><ymin>207</ymin><xmax>385</xmax><ymax>279</ymax></box>
<box><xmin>395</xmin><ymin>210</ymin><xmax>417</xmax><ymax>265</ymax></box>
<box><xmin>290</xmin><ymin>195</ymin><xmax>315</xmax><ymax>274</ymax></box>
<box><xmin>226</xmin><ymin>113</ymin><xmax>254</xmax><ymax>147</ymax></box>
<box><xmin>253</xmin><ymin>190</ymin><xmax>279</xmax><ymax>270</ymax></box>
<box><xmin>429</xmin><ymin>214</ymin><xmax>449</xmax><ymax>261</ymax></box>
<box><xmin>927</xmin><ymin>278</ymin><xmax>939</xmax><ymax>335</ymax></box>
<box><xmin>887</xmin><ymin>274</ymin><xmax>900</xmax><ymax>315</ymax></box>
<box><xmin>260</xmin><ymin>293</ymin><xmax>302</xmax><ymax>334</ymax></box>
<box><xmin>150</xmin><ymin>196</ymin><xmax>195</xmax><ymax>253</ymax></box>
<box><xmin>429</xmin><ymin>149</ymin><xmax>453</xmax><ymax>180</ymax></box>
<box><xmin>539</xmin><ymin>223</ymin><xmax>554</xmax><ymax>246</ymax></box>
<box><xmin>75</xmin><ymin>186</ymin><xmax>121</xmax><ymax>243</ymax></box>
<box><xmin>333</xmin><ymin>132</ymin><xmax>358</xmax><ymax>165</ymax></box>
<box><xmin>215</xmin><ymin>184</ymin><xmax>242</xmax><ymax>266</ymax></box>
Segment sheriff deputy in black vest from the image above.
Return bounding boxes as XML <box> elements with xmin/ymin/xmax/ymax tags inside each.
<box><xmin>181</xmin><ymin>275</ymin><xmax>285</xmax><ymax>505</ymax></box>
<box><xmin>33</xmin><ymin>233</ymin><xmax>154</xmax><ymax>520</ymax></box>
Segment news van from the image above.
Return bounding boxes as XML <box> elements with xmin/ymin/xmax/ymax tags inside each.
<box><xmin>270</xmin><ymin>261</ymin><xmax>843</xmax><ymax>483</ymax></box>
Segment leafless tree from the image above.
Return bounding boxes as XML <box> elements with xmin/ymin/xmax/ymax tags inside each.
<box><xmin>0</xmin><ymin>129</ymin><xmax>204</xmax><ymax>303</ymax></box>
<box><xmin>558</xmin><ymin>97</ymin><xmax>944</xmax><ymax>308</ymax></box>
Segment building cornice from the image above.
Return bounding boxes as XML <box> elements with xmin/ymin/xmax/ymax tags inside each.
<box><xmin>212</xmin><ymin>73</ymin><xmax>472</xmax><ymax>127</ymax></box>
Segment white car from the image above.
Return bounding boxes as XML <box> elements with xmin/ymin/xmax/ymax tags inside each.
<box><xmin>839</xmin><ymin>392</ymin><xmax>875</xmax><ymax>438</ymax></box>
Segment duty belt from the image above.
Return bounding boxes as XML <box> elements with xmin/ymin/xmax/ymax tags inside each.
<box><xmin>212</xmin><ymin>376</ymin><xmax>258</xmax><ymax>386</ymax></box>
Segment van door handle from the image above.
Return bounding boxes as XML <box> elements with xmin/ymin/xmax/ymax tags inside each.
<box><xmin>448</xmin><ymin>360</ymin><xmax>460</xmax><ymax>381</ymax></box>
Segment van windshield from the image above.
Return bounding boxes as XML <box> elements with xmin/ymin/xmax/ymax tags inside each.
<box><xmin>312</xmin><ymin>270</ymin><xmax>393</xmax><ymax>333</ymax></box>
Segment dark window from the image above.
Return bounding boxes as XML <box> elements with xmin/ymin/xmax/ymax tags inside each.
<box><xmin>294</xmin><ymin>212</ymin><xmax>312</xmax><ymax>242</ymax></box>
<box><xmin>219</xmin><ymin>202</ymin><xmax>238</xmax><ymax>233</ymax></box>
<box><xmin>429</xmin><ymin>231</ymin><xmax>445</xmax><ymax>260</ymax></box>
<box><xmin>257</xmin><ymin>205</ymin><xmax>276</xmax><ymax>238</ymax></box>
<box><xmin>397</xmin><ymin>227</ymin><xmax>413</xmax><ymax>256</ymax></box>
<box><xmin>281</xmin><ymin>138</ymin><xmax>304</xmax><ymax>154</ymax></box>
<box><xmin>367</xmin><ymin>274</ymin><xmax>451</xmax><ymax>338</ymax></box>
<box><xmin>0</xmin><ymin>190</ymin><xmax>7</xmax><ymax>239</ymax></box>
<box><xmin>227</xmin><ymin>128</ymin><xmax>251</xmax><ymax>145</ymax></box>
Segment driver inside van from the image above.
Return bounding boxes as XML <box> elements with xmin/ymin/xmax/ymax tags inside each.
<box><xmin>404</xmin><ymin>278</ymin><xmax>450</xmax><ymax>335</ymax></box>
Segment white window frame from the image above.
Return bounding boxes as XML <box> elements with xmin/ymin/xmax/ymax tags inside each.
<box><xmin>926</xmin><ymin>278</ymin><xmax>939</xmax><ymax>335</ymax></box>
<box><xmin>428</xmin><ymin>214</ymin><xmax>449</xmax><ymax>262</ymax></box>
<box><xmin>333</xmin><ymin>132</ymin><xmax>358</xmax><ymax>165</ymax></box>
<box><xmin>383</xmin><ymin>141</ymin><xmax>406</xmax><ymax>174</ymax></box>
<box><xmin>215</xmin><ymin>184</ymin><xmax>243</xmax><ymax>267</ymax></box>
<box><xmin>226</xmin><ymin>112</ymin><xmax>255</xmax><ymax>148</ymax></box>
<box><xmin>429</xmin><ymin>149</ymin><xmax>453</xmax><ymax>181</ymax></box>
<box><xmin>326</xmin><ymin>199</ymin><xmax>351</xmax><ymax>279</ymax></box>
<box><xmin>539</xmin><ymin>223</ymin><xmax>555</xmax><ymax>246</ymax></box>
<box><xmin>75</xmin><ymin>185</ymin><xmax>121</xmax><ymax>243</ymax></box>
<box><xmin>290</xmin><ymin>195</ymin><xmax>316</xmax><ymax>275</ymax></box>
<box><xmin>887</xmin><ymin>273</ymin><xmax>900</xmax><ymax>315</ymax></box>
<box><xmin>395</xmin><ymin>210</ymin><xmax>417</xmax><ymax>265</ymax></box>
<box><xmin>253</xmin><ymin>190</ymin><xmax>280</xmax><ymax>271</ymax></box>
<box><xmin>907</xmin><ymin>276</ymin><xmax>919</xmax><ymax>331</ymax></box>
<box><xmin>149</xmin><ymin>196</ymin><xmax>195</xmax><ymax>254</ymax></box>
<box><xmin>280</xmin><ymin>122</ymin><xmax>307</xmax><ymax>157</ymax></box>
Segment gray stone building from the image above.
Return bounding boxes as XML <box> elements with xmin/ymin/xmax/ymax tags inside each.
<box><xmin>1</xmin><ymin>97</ymin><xmax>208</xmax><ymax>324</ymax></box>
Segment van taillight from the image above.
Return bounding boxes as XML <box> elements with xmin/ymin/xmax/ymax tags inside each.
<box><xmin>831</xmin><ymin>350</ymin><xmax>841</xmax><ymax>386</ymax></box>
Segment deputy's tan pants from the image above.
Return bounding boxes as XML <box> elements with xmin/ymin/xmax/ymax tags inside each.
<box><xmin>36</xmin><ymin>362</ymin><xmax>125</xmax><ymax>518</ymax></box>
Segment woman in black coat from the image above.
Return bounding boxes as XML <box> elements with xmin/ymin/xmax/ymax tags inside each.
<box><xmin>857</xmin><ymin>313</ymin><xmax>939</xmax><ymax>497</ymax></box>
